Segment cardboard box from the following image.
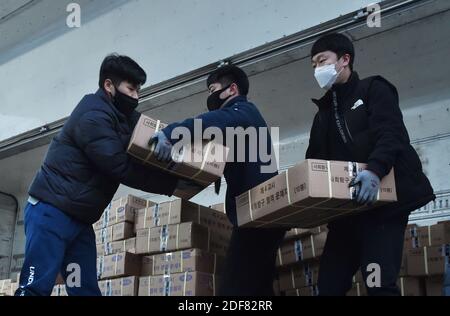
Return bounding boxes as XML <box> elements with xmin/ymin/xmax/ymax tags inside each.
<box><xmin>141</xmin><ymin>256</ymin><xmax>154</xmax><ymax>277</ymax></box>
<box><xmin>96</xmin><ymin>238</ymin><xmax>136</xmax><ymax>256</ymax></box>
<box><xmin>97</xmin><ymin>252</ymin><xmax>142</xmax><ymax>280</ymax></box>
<box><xmin>94</xmin><ymin>195</ymin><xmax>149</xmax><ymax>230</ymax></box>
<box><xmin>428</xmin><ymin>222</ymin><xmax>450</xmax><ymax>246</ymax></box>
<box><xmin>278</xmin><ymin>262</ymin><xmax>320</xmax><ymax>291</ymax></box>
<box><xmin>0</xmin><ymin>279</ymin><xmax>11</xmax><ymax>295</ymax></box>
<box><xmin>406</xmin><ymin>244</ymin><xmax>450</xmax><ymax>276</ymax></box>
<box><xmin>98</xmin><ymin>276</ymin><xmax>139</xmax><ymax>296</ymax></box>
<box><xmin>51</xmin><ymin>285</ymin><xmax>68</xmax><ymax>296</ymax></box>
<box><xmin>95</xmin><ymin>222</ymin><xmax>134</xmax><ymax>245</ymax></box>
<box><xmin>136</xmin><ymin>222</ymin><xmax>229</xmax><ymax>257</ymax></box>
<box><xmin>127</xmin><ymin>114</ymin><xmax>229</xmax><ymax>188</ymax></box>
<box><xmin>397</xmin><ymin>277</ymin><xmax>425</xmax><ymax>296</ymax></box>
<box><xmin>134</xmin><ymin>199</ymin><xmax>233</xmax><ymax>239</ymax></box>
<box><xmin>276</xmin><ymin>232</ymin><xmax>327</xmax><ymax>267</ymax></box>
<box><xmin>138</xmin><ymin>272</ymin><xmax>217</xmax><ymax>296</ymax></box>
<box><xmin>284</xmin><ymin>225</ymin><xmax>328</xmax><ymax>240</ymax></box>
<box><xmin>352</xmin><ymin>270</ymin><xmax>364</xmax><ymax>284</ymax></box>
<box><xmin>150</xmin><ymin>248</ymin><xmax>222</xmax><ymax>276</ymax></box>
<box><xmin>404</xmin><ymin>224</ymin><xmax>421</xmax><ymax>249</ymax></box>
<box><xmin>425</xmin><ymin>276</ymin><xmax>444</xmax><ymax>296</ymax></box>
<box><xmin>399</xmin><ymin>252</ymin><xmax>408</xmax><ymax>277</ymax></box>
<box><xmin>273</xmin><ymin>279</ymin><xmax>281</xmax><ymax>296</ymax></box>
<box><xmin>346</xmin><ymin>283</ymin><xmax>367</xmax><ymax>296</ymax></box>
<box><xmin>236</xmin><ymin>160</ymin><xmax>396</xmax><ymax>228</ymax></box>
<box><xmin>284</xmin><ymin>285</ymin><xmax>319</xmax><ymax>296</ymax></box>
<box><xmin>210</xmin><ymin>203</ymin><xmax>225</xmax><ymax>213</ymax></box>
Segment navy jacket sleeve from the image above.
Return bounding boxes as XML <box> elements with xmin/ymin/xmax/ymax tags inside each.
<box><xmin>161</xmin><ymin>104</ymin><xmax>252</xmax><ymax>144</ymax></box>
<box><xmin>73</xmin><ymin>110</ymin><xmax>178</xmax><ymax>195</ymax></box>
<box><xmin>366</xmin><ymin>79</ymin><xmax>406</xmax><ymax>179</ymax></box>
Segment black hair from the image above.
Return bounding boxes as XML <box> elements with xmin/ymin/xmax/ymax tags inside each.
<box><xmin>99</xmin><ymin>54</ymin><xmax>147</xmax><ymax>89</ymax></box>
<box><xmin>207</xmin><ymin>65</ymin><xmax>250</xmax><ymax>96</ymax></box>
<box><xmin>311</xmin><ymin>33</ymin><xmax>355</xmax><ymax>70</ymax></box>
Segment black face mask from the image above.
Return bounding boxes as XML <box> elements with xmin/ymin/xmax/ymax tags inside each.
<box><xmin>207</xmin><ymin>85</ymin><xmax>231</xmax><ymax>112</ymax></box>
<box><xmin>112</xmin><ymin>87</ymin><xmax>139</xmax><ymax>116</ymax></box>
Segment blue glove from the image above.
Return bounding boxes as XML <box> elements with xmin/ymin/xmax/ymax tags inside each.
<box><xmin>350</xmin><ymin>170</ymin><xmax>380</xmax><ymax>206</ymax></box>
<box><xmin>149</xmin><ymin>131</ymin><xmax>173</xmax><ymax>162</ymax></box>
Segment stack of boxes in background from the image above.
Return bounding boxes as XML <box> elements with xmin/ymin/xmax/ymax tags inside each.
<box><xmin>404</xmin><ymin>221</ymin><xmax>450</xmax><ymax>296</ymax></box>
<box><xmin>273</xmin><ymin>220</ymin><xmax>450</xmax><ymax>296</ymax></box>
<box><xmin>274</xmin><ymin>225</ymin><xmax>328</xmax><ymax>296</ymax></box>
<box><xmin>0</xmin><ymin>273</ymin><xmax>19</xmax><ymax>296</ymax></box>
<box><xmin>135</xmin><ymin>199</ymin><xmax>231</xmax><ymax>296</ymax></box>
<box><xmin>82</xmin><ymin>195</ymin><xmax>232</xmax><ymax>296</ymax></box>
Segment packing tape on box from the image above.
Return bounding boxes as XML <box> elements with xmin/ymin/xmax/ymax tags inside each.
<box><xmin>98</xmin><ymin>256</ymin><xmax>104</xmax><ymax>279</ymax></box>
<box><xmin>153</xmin><ymin>204</ymin><xmax>160</xmax><ymax>227</ymax></box>
<box><xmin>176</xmin><ymin>224</ymin><xmax>180</xmax><ymax>250</ymax></box>
<box><xmin>164</xmin><ymin>274</ymin><xmax>172</xmax><ymax>296</ymax></box>
<box><xmin>106</xmin><ymin>280</ymin><xmax>112</xmax><ymax>296</ymax></box>
<box><xmin>400</xmin><ymin>277</ymin><xmax>405</xmax><ymax>296</ymax></box>
<box><xmin>213</xmin><ymin>254</ymin><xmax>217</xmax><ymax>274</ymax></box>
<box><xmin>168</xmin><ymin>202</ymin><xmax>172</xmax><ymax>226</ymax></box>
<box><xmin>160</xmin><ymin>225</ymin><xmax>169</xmax><ymax>252</ymax></box>
<box><xmin>144</xmin><ymin>120</ymin><xmax>162</xmax><ymax>162</ymax></box>
<box><xmin>294</xmin><ymin>240</ymin><xmax>303</xmax><ymax>262</ymax></box>
<box><xmin>428</xmin><ymin>226</ymin><xmax>432</xmax><ymax>247</ymax></box>
<box><xmin>146</xmin><ymin>227</ymin><xmax>151</xmax><ymax>253</ymax></box>
<box><xmin>290</xmin><ymin>269</ymin><xmax>296</xmax><ymax>289</ymax></box>
<box><xmin>311</xmin><ymin>235</ymin><xmax>316</xmax><ymax>258</ymax></box>
<box><xmin>424</xmin><ymin>246</ymin><xmax>429</xmax><ymax>275</ymax></box>
<box><xmin>277</xmin><ymin>248</ymin><xmax>283</xmax><ymax>266</ymax></box>
<box><xmin>183</xmin><ymin>272</ymin><xmax>188</xmax><ymax>296</ymax></box>
<box><xmin>213</xmin><ymin>274</ymin><xmax>216</xmax><ymax>296</ymax></box>
<box><xmin>120</xmin><ymin>278</ymin><xmax>124</xmax><ymax>296</ymax></box>
<box><xmin>113</xmin><ymin>253</ymin><xmax>119</xmax><ymax>277</ymax></box>
<box><xmin>197</xmin><ymin>205</ymin><xmax>201</xmax><ymax>226</ymax></box>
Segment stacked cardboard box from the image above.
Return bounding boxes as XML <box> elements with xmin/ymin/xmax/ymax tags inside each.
<box><xmin>127</xmin><ymin>114</ymin><xmax>229</xmax><ymax>193</ymax></box>
<box><xmin>94</xmin><ymin>195</ymin><xmax>149</xmax><ymax>231</ymax></box>
<box><xmin>274</xmin><ymin>225</ymin><xmax>327</xmax><ymax>296</ymax></box>
<box><xmin>236</xmin><ymin>159</ymin><xmax>396</xmax><ymax>228</ymax></box>
<box><xmin>405</xmin><ymin>221</ymin><xmax>450</xmax><ymax>296</ymax></box>
<box><xmin>210</xmin><ymin>203</ymin><xmax>225</xmax><ymax>213</ymax></box>
<box><xmin>135</xmin><ymin>199</ymin><xmax>232</xmax><ymax>257</ymax></box>
<box><xmin>276</xmin><ymin>232</ymin><xmax>327</xmax><ymax>267</ymax></box>
<box><xmin>98</xmin><ymin>276</ymin><xmax>139</xmax><ymax>296</ymax></box>
<box><xmin>138</xmin><ymin>272</ymin><xmax>217</xmax><ymax>296</ymax></box>
<box><xmin>51</xmin><ymin>285</ymin><xmax>68</xmax><ymax>296</ymax></box>
<box><xmin>134</xmin><ymin>199</ymin><xmax>230</xmax><ymax>296</ymax></box>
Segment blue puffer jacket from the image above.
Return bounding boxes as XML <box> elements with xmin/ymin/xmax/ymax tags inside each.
<box><xmin>29</xmin><ymin>89</ymin><xmax>178</xmax><ymax>224</ymax></box>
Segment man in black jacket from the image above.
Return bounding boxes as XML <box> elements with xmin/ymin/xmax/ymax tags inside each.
<box><xmin>16</xmin><ymin>55</ymin><xmax>183</xmax><ymax>296</ymax></box>
<box><xmin>307</xmin><ymin>33</ymin><xmax>435</xmax><ymax>296</ymax></box>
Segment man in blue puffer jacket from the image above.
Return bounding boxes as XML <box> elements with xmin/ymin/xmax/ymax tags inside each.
<box><xmin>16</xmin><ymin>54</ymin><xmax>183</xmax><ymax>296</ymax></box>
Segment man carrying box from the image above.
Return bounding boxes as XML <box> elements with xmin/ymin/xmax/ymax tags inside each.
<box><xmin>16</xmin><ymin>55</ymin><xmax>189</xmax><ymax>296</ymax></box>
<box><xmin>307</xmin><ymin>33</ymin><xmax>435</xmax><ymax>296</ymax></box>
<box><xmin>150</xmin><ymin>65</ymin><xmax>287</xmax><ymax>296</ymax></box>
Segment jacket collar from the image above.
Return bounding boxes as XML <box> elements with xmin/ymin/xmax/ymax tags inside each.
<box><xmin>312</xmin><ymin>71</ymin><xmax>360</xmax><ymax>109</ymax></box>
<box><xmin>222</xmin><ymin>95</ymin><xmax>248</xmax><ymax>109</ymax></box>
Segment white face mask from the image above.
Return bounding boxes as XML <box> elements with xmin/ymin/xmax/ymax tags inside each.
<box><xmin>314</xmin><ymin>63</ymin><xmax>342</xmax><ymax>90</ymax></box>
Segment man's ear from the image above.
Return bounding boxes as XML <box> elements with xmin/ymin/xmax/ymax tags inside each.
<box><xmin>341</xmin><ymin>53</ymin><xmax>351</xmax><ymax>68</ymax></box>
<box><xmin>230</xmin><ymin>83</ymin><xmax>239</xmax><ymax>96</ymax></box>
<box><xmin>104</xmin><ymin>79</ymin><xmax>115</xmax><ymax>96</ymax></box>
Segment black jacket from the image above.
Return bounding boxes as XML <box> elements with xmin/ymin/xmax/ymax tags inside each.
<box><xmin>162</xmin><ymin>96</ymin><xmax>278</xmax><ymax>226</ymax></box>
<box><xmin>29</xmin><ymin>89</ymin><xmax>178</xmax><ymax>224</ymax></box>
<box><xmin>306</xmin><ymin>72</ymin><xmax>435</xmax><ymax>218</ymax></box>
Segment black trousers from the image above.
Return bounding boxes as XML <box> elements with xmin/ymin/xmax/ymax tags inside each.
<box><xmin>218</xmin><ymin>227</ymin><xmax>287</xmax><ymax>296</ymax></box>
<box><xmin>318</xmin><ymin>210</ymin><xmax>410</xmax><ymax>296</ymax></box>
